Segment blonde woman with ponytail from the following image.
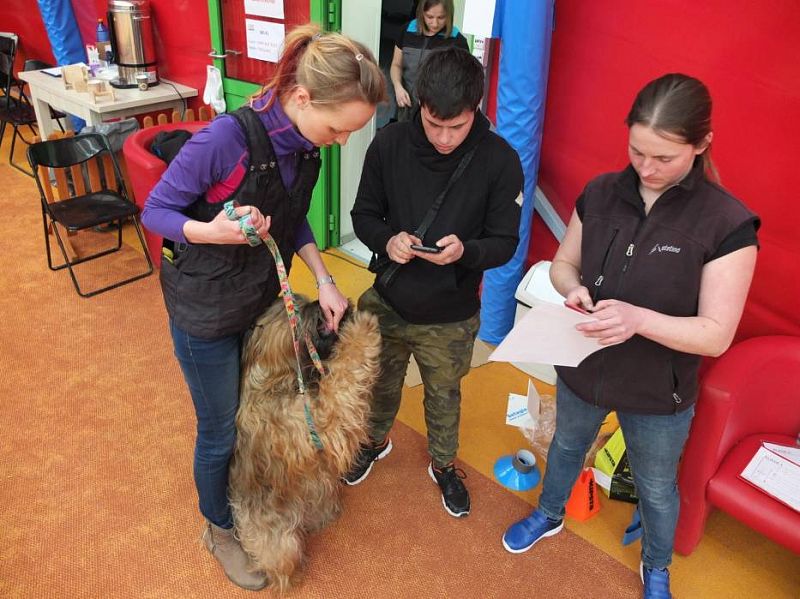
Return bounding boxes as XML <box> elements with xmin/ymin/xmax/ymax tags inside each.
<box><xmin>142</xmin><ymin>24</ymin><xmax>385</xmax><ymax>591</ymax></box>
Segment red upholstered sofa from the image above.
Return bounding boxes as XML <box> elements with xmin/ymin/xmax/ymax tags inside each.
<box><xmin>122</xmin><ymin>122</ymin><xmax>208</xmax><ymax>266</ymax></box>
<box><xmin>674</xmin><ymin>335</ymin><xmax>800</xmax><ymax>555</ymax></box>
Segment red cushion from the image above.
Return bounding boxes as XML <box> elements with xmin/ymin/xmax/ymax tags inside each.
<box><xmin>123</xmin><ymin>122</ymin><xmax>209</xmax><ymax>266</ymax></box>
<box><xmin>707</xmin><ymin>433</ymin><xmax>800</xmax><ymax>553</ymax></box>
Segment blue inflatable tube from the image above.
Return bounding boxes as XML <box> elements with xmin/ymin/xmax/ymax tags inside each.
<box><xmin>479</xmin><ymin>0</ymin><xmax>555</xmax><ymax>344</ymax></box>
<box><xmin>37</xmin><ymin>0</ymin><xmax>87</xmax><ymax>130</ymax></box>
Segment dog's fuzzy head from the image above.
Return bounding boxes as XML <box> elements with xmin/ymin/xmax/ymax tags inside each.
<box><xmin>308</xmin><ymin>301</ymin><xmax>353</xmax><ymax>362</ymax></box>
<box><xmin>243</xmin><ymin>295</ymin><xmax>354</xmax><ymax>391</ymax></box>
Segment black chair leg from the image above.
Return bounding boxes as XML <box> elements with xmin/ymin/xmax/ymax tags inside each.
<box><xmin>9</xmin><ymin>126</ymin><xmax>34</xmax><ymax>177</ymax></box>
<box><xmin>132</xmin><ymin>218</ymin><xmax>155</xmax><ymax>272</ymax></box>
<box><xmin>46</xmin><ymin>216</ymin><xmax>154</xmax><ymax>298</ymax></box>
<box><xmin>42</xmin><ymin>208</ymin><xmax>59</xmax><ymax>271</ymax></box>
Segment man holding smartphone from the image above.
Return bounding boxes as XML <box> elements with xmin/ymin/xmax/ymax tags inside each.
<box><xmin>347</xmin><ymin>47</ymin><xmax>523</xmax><ymax>518</ymax></box>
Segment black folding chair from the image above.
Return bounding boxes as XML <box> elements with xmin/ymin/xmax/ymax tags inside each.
<box><xmin>0</xmin><ymin>32</ymin><xmax>20</xmax><ymax>99</ymax></box>
<box><xmin>0</xmin><ymin>33</ymin><xmax>38</xmax><ymax>175</ymax></box>
<box><xmin>27</xmin><ymin>133</ymin><xmax>154</xmax><ymax>297</ymax></box>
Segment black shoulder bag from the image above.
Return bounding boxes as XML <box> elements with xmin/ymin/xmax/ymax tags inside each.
<box><xmin>376</xmin><ymin>146</ymin><xmax>477</xmax><ymax>288</ymax></box>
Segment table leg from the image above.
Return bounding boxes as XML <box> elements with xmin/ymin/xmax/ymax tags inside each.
<box><xmin>29</xmin><ymin>94</ymin><xmax>56</xmax><ymax>140</ymax></box>
<box><xmin>86</xmin><ymin>110</ymin><xmax>105</xmax><ymax>127</ymax></box>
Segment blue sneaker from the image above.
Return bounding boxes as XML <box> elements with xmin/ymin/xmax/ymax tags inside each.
<box><xmin>640</xmin><ymin>562</ymin><xmax>672</xmax><ymax>599</ymax></box>
<box><xmin>502</xmin><ymin>509</ymin><xmax>564</xmax><ymax>553</ymax></box>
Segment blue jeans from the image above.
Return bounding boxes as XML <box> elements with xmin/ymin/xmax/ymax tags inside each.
<box><xmin>170</xmin><ymin>319</ymin><xmax>243</xmax><ymax>529</ymax></box>
<box><xmin>538</xmin><ymin>378</ymin><xmax>695</xmax><ymax>569</ymax></box>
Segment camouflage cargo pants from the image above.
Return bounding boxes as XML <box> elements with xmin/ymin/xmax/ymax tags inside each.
<box><xmin>358</xmin><ymin>287</ymin><xmax>480</xmax><ymax>467</ymax></box>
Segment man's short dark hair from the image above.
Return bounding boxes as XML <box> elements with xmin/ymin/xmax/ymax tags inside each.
<box><xmin>415</xmin><ymin>47</ymin><xmax>484</xmax><ymax>119</ymax></box>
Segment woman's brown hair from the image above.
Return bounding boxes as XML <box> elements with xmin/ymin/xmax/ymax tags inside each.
<box><xmin>416</xmin><ymin>0</ymin><xmax>455</xmax><ymax>38</ymax></box>
<box><xmin>626</xmin><ymin>73</ymin><xmax>718</xmax><ymax>181</ymax></box>
<box><xmin>252</xmin><ymin>24</ymin><xmax>386</xmax><ymax>111</ymax></box>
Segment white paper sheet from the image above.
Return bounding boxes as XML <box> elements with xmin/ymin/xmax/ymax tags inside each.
<box><xmin>764</xmin><ymin>442</ymin><xmax>800</xmax><ymax>466</ymax></box>
<box><xmin>740</xmin><ymin>444</ymin><xmax>800</xmax><ymax>512</ymax></box>
<box><xmin>244</xmin><ymin>0</ymin><xmax>284</xmax><ymax>19</ymax></box>
<box><xmin>489</xmin><ymin>302</ymin><xmax>603</xmax><ymax>367</ymax></box>
<box><xmin>505</xmin><ymin>380</ymin><xmax>541</xmax><ymax>429</ymax></box>
<box><xmin>505</xmin><ymin>393</ymin><xmax>533</xmax><ymax>429</ymax></box>
<box><xmin>591</xmin><ymin>467</ymin><xmax>612</xmax><ymax>491</ymax></box>
<box><xmin>245</xmin><ymin>19</ymin><xmax>285</xmax><ymax>63</ymax></box>
<box><xmin>462</xmin><ymin>0</ymin><xmax>497</xmax><ymax>38</ymax></box>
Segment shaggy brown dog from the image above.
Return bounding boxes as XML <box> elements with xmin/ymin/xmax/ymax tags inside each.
<box><xmin>229</xmin><ymin>296</ymin><xmax>381</xmax><ymax>592</ymax></box>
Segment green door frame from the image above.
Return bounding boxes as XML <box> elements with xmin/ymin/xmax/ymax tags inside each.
<box><xmin>206</xmin><ymin>0</ymin><xmax>341</xmax><ymax>249</ymax></box>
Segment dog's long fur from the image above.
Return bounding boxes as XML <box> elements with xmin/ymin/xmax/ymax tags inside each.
<box><xmin>229</xmin><ymin>296</ymin><xmax>381</xmax><ymax>592</ymax></box>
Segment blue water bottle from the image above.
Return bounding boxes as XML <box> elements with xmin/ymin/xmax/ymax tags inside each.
<box><xmin>96</xmin><ymin>18</ymin><xmax>113</xmax><ymax>64</ymax></box>
<box><xmin>96</xmin><ymin>18</ymin><xmax>109</xmax><ymax>43</ymax></box>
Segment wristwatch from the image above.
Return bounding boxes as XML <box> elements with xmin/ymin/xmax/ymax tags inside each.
<box><xmin>316</xmin><ymin>275</ymin><xmax>335</xmax><ymax>288</ymax></box>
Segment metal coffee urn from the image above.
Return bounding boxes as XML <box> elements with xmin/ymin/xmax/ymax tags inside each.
<box><xmin>108</xmin><ymin>0</ymin><xmax>159</xmax><ymax>88</ymax></box>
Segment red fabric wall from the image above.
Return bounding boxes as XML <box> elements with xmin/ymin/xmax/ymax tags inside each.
<box><xmin>0</xmin><ymin>1</ymin><xmax>56</xmax><ymax>69</ymax></box>
<box><xmin>1</xmin><ymin>0</ymin><xmax>211</xmax><ymax>108</ymax></box>
<box><xmin>525</xmin><ymin>2</ymin><xmax>800</xmax><ymax>339</ymax></box>
<box><xmin>88</xmin><ymin>0</ymin><xmax>210</xmax><ymax>102</ymax></box>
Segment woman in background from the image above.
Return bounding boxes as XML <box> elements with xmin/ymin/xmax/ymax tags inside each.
<box><xmin>502</xmin><ymin>73</ymin><xmax>759</xmax><ymax>599</ymax></box>
<box><xmin>391</xmin><ymin>0</ymin><xmax>468</xmax><ymax>121</ymax></box>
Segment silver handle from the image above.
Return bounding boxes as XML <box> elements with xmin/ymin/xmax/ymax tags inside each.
<box><xmin>208</xmin><ymin>49</ymin><xmax>242</xmax><ymax>59</ymax></box>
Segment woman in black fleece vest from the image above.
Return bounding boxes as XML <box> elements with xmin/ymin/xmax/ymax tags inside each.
<box><xmin>503</xmin><ymin>74</ymin><xmax>759</xmax><ymax>599</ymax></box>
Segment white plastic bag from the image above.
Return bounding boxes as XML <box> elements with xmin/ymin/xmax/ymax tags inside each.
<box><xmin>203</xmin><ymin>65</ymin><xmax>226</xmax><ymax>114</ymax></box>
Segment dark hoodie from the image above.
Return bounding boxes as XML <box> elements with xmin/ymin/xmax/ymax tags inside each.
<box><xmin>351</xmin><ymin>110</ymin><xmax>523</xmax><ymax>324</ymax></box>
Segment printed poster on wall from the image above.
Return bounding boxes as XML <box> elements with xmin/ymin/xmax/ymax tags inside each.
<box><xmin>244</xmin><ymin>0</ymin><xmax>284</xmax><ymax>19</ymax></box>
<box><xmin>245</xmin><ymin>19</ymin><xmax>285</xmax><ymax>63</ymax></box>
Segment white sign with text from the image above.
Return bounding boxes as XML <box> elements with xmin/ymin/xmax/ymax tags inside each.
<box><xmin>245</xmin><ymin>19</ymin><xmax>285</xmax><ymax>63</ymax></box>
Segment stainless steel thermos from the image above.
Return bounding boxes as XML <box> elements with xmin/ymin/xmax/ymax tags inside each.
<box><xmin>108</xmin><ymin>0</ymin><xmax>159</xmax><ymax>89</ymax></box>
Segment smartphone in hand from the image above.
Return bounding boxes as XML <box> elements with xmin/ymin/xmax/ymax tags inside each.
<box><xmin>410</xmin><ymin>244</ymin><xmax>442</xmax><ymax>254</ymax></box>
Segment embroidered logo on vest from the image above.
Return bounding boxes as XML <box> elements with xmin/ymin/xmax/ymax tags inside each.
<box><xmin>648</xmin><ymin>243</ymin><xmax>681</xmax><ymax>255</ymax></box>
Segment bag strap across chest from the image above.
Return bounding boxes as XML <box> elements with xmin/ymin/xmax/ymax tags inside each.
<box><xmin>378</xmin><ymin>146</ymin><xmax>477</xmax><ymax>287</ymax></box>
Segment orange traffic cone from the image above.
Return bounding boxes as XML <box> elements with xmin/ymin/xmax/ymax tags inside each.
<box><xmin>565</xmin><ymin>467</ymin><xmax>601</xmax><ymax>521</ymax></box>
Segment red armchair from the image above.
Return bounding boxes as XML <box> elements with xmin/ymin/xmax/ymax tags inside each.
<box><xmin>675</xmin><ymin>335</ymin><xmax>800</xmax><ymax>555</ymax></box>
<box><xmin>122</xmin><ymin>122</ymin><xmax>208</xmax><ymax>266</ymax></box>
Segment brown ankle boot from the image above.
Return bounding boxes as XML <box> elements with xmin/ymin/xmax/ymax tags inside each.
<box><xmin>202</xmin><ymin>522</ymin><xmax>268</xmax><ymax>591</ymax></box>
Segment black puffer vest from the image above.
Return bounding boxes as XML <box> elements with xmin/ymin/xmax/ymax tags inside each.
<box><xmin>159</xmin><ymin>107</ymin><xmax>321</xmax><ymax>338</ymax></box>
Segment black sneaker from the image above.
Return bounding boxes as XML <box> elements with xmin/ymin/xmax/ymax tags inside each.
<box><xmin>343</xmin><ymin>438</ymin><xmax>392</xmax><ymax>485</ymax></box>
<box><xmin>428</xmin><ymin>462</ymin><xmax>470</xmax><ymax>517</ymax></box>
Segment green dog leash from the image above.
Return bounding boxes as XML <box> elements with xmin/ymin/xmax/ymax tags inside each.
<box><xmin>224</xmin><ymin>200</ymin><xmax>325</xmax><ymax>450</ymax></box>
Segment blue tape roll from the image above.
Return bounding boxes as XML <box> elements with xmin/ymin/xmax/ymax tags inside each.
<box><xmin>493</xmin><ymin>450</ymin><xmax>541</xmax><ymax>491</ymax></box>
